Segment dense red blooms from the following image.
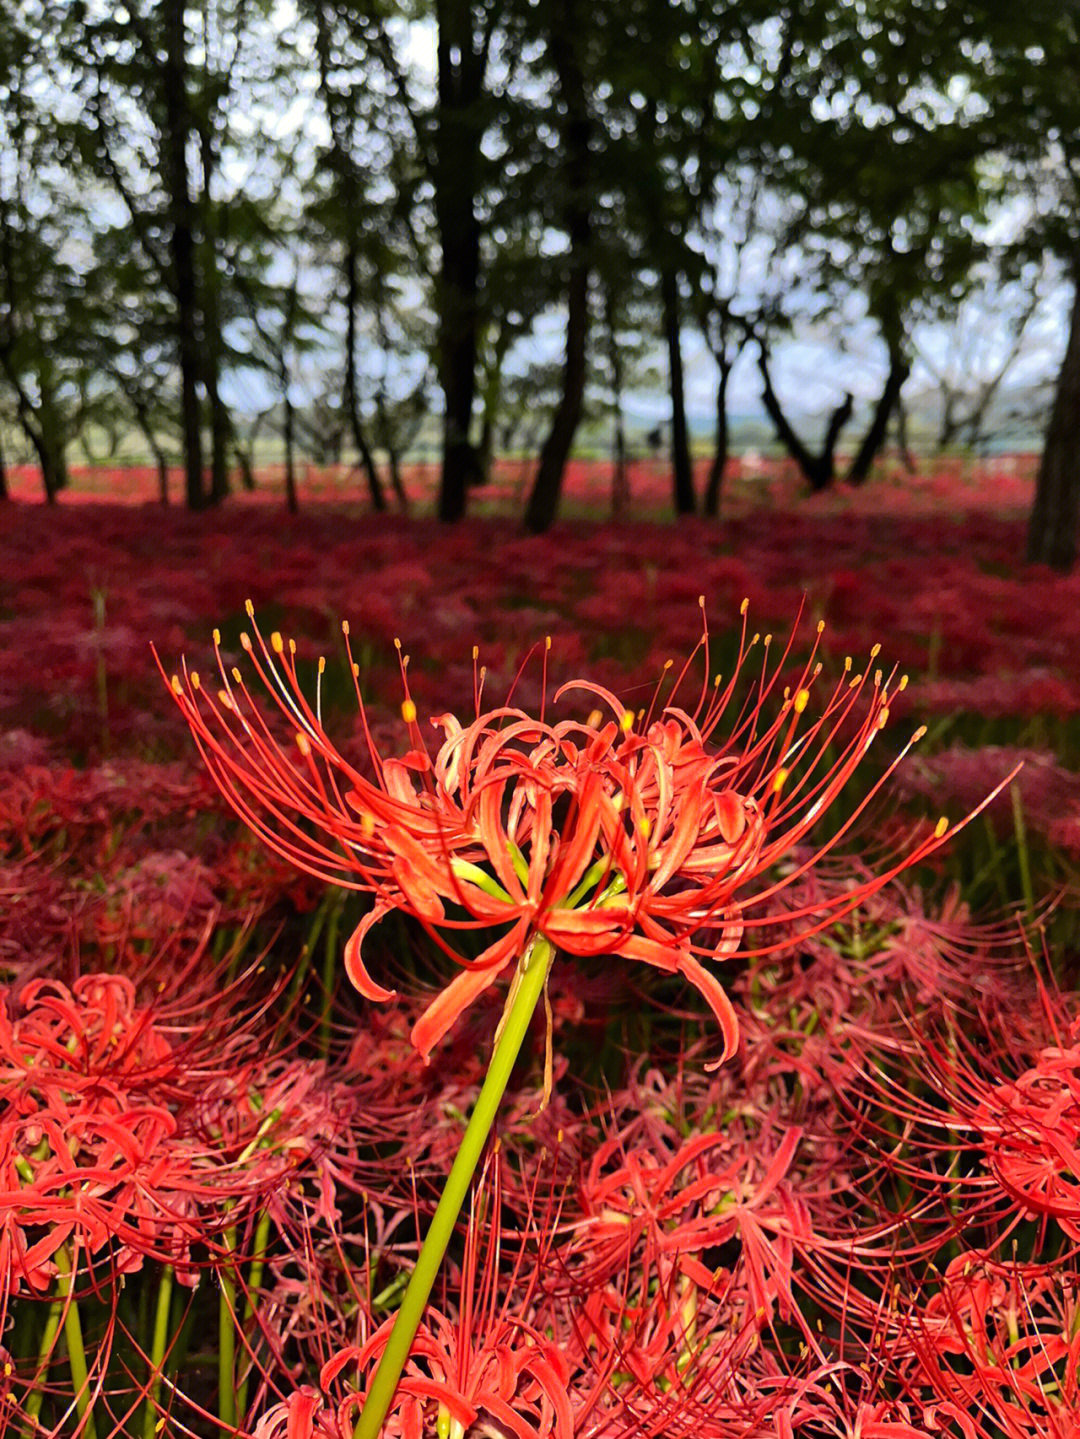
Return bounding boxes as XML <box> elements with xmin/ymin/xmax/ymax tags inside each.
<box><xmin>3</xmin><ymin>459</ymin><xmax>1078</xmax><ymax>1438</ymax></box>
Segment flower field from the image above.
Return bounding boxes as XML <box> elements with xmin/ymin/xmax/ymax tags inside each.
<box><xmin>3</xmin><ymin>456</ymin><xmax>1080</xmax><ymax>1437</ymax></box>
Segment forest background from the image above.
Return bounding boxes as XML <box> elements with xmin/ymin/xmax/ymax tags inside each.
<box><xmin>1</xmin><ymin>0</ymin><xmax>1078</xmax><ymax>561</ymax></box>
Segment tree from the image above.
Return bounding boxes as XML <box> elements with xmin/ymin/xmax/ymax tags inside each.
<box><xmin>963</xmin><ymin>2</ymin><xmax>1080</xmax><ymax>566</ymax></box>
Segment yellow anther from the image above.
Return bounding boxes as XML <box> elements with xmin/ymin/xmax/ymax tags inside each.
<box><xmin>586</xmin><ymin>708</ymin><xmax>603</xmax><ymax>729</ymax></box>
<box><xmin>934</xmin><ymin>817</ymin><xmax>949</xmax><ymax>839</ymax></box>
<box><xmin>877</xmin><ymin>706</ymin><xmax>890</xmax><ymax>728</ymax></box>
<box><xmin>361</xmin><ymin>811</ymin><xmax>376</xmax><ymax>838</ymax></box>
<box><xmin>212</xmin><ymin>627</ymin><xmax>221</xmax><ymax>645</ymax></box>
<box><xmin>289</xmin><ymin>638</ymin><xmax>296</xmax><ymax>655</ymax></box>
<box><xmin>190</xmin><ymin>671</ymin><xmax>200</xmax><ymax>690</ymax></box>
<box><xmin>620</xmin><ymin>709</ymin><xmax>634</xmax><ymax>732</ymax></box>
<box><xmin>772</xmin><ymin>767</ymin><xmax>789</xmax><ymax>794</ymax></box>
<box><xmin>899</xmin><ymin>674</ymin><xmax>908</xmax><ymax>690</ymax></box>
<box><xmin>232</xmin><ymin>667</ymin><xmax>242</xmax><ymax>683</ymax></box>
<box><xmin>245</xmin><ymin>598</ymin><xmax>255</xmax><ymax>618</ymax></box>
<box><xmin>638</xmin><ymin>817</ymin><xmax>652</xmax><ymax>839</ymax></box>
<box><xmin>271</xmin><ymin>631</ymin><xmax>284</xmax><ymax>654</ymax></box>
<box><xmin>401</xmin><ymin>699</ymin><xmax>417</xmax><ymax>724</ymax></box>
<box><xmin>218</xmin><ymin>690</ymin><xmax>231</xmax><ymax>708</ymax></box>
<box><xmin>394</xmin><ymin>636</ymin><xmax>402</xmax><ymax>650</ymax></box>
<box><xmin>318</xmin><ymin>656</ymin><xmax>326</xmax><ymax>674</ymax></box>
<box><xmin>764</xmin><ymin>632</ymin><xmax>772</xmax><ymax>646</ymax></box>
<box><xmin>170</xmin><ymin>674</ymin><xmax>182</xmax><ymax>695</ymax></box>
<box><xmin>296</xmin><ymin>733</ymin><xmax>311</xmax><ymax>756</ymax></box>
<box><xmin>843</xmin><ymin>655</ymin><xmax>852</xmax><ymax>672</ymax></box>
<box><xmin>793</xmin><ymin>689</ymin><xmax>809</xmax><ymax>714</ymax></box>
<box><xmin>472</xmin><ymin>644</ymin><xmax>479</xmax><ymax>660</ymax></box>
<box><xmin>342</xmin><ymin>619</ymin><xmax>350</xmax><ymax>636</ymax></box>
<box><xmin>698</xmin><ymin>593</ymin><xmax>706</xmax><ymax>607</ymax></box>
<box><xmin>740</xmin><ymin>597</ymin><xmax>749</xmax><ymax>615</ymax></box>
<box><xmin>912</xmin><ymin>725</ymin><xmax>927</xmax><ymax>742</ymax></box>
<box><xmin>352</xmin><ymin>662</ymin><xmax>360</xmax><ymax>677</ymax></box>
<box><xmin>545</xmin><ymin>635</ymin><xmax>552</xmax><ymax>650</ymax></box>
<box><xmin>870</xmin><ymin>642</ymin><xmax>880</xmax><ymax>658</ymax></box>
<box><xmin>240</xmin><ymin>632</ymin><xmax>252</xmax><ymax>651</ymax></box>
<box><xmin>817</xmin><ymin>619</ymin><xmax>825</xmax><ymax>633</ymax></box>
<box><xmin>557</xmin><ymin>1128</ymin><xmax>564</xmax><ymax>1143</ymax></box>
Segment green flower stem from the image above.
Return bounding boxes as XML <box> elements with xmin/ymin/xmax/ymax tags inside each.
<box><xmin>24</xmin><ymin>1289</ymin><xmax>64</xmax><ymax>1429</ymax></box>
<box><xmin>50</xmin><ymin>1245</ymin><xmax>97</xmax><ymax>1439</ymax></box>
<box><xmin>142</xmin><ymin>1264</ymin><xmax>174</xmax><ymax>1439</ymax></box>
<box><xmin>218</xmin><ymin>1227</ymin><xmax>238</xmax><ymax>1431</ymax></box>
<box><xmin>353</xmin><ymin>936</ymin><xmax>555</xmax><ymax>1439</ymax></box>
<box><xmin>234</xmin><ymin>1206</ymin><xmax>273</xmax><ymax>1421</ymax></box>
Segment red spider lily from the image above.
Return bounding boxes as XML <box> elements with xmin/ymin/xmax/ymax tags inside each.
<box><xmin>565</xmin><ymin>1125</ymin><xmax>813</xmax><ymax>1330</ymax></box>
<box><xmin>972</xmin><ymin>1018</ymin><xmax>1080</xmax><ymax>1238</ymax></box>
<box><xmin>254</xmin><ymin>1164</ymin><xmax>574</xmax><ymax>1439</ymax></box>
<box><xmin>903</xmin><ymin>1252</ymin><xmax>1080</xmax><ymax>1438</ymax></box>
<box><xmin>161</xmin><ymin>604</ymin><xmax>976</xmax><ymax>1065</ymax></box>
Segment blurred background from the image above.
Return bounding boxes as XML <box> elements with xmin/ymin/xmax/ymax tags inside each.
<box><xmin>0</xmin><ymin>0</ymin><xmax>1077</xmax><ymax>558</ymax></box>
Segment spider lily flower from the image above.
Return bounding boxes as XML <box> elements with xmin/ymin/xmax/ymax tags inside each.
<box><xmin>160</xmin><ymin>603</ymin><xmax>992</xmax><ymax>1067</ymax></box>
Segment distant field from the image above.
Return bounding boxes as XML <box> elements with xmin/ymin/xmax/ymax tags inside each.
<box><xmin>4</xmin><ymin>450</ymin><xmax>1040</xmax><ymax>520</ymax></box>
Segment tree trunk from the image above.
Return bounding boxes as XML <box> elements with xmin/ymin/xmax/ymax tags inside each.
<box><xmin>162</xmin><ymin>0</ymin><xmax>205</xmax><ymax>509</ymax></box>
<box><xmin>373</xmin><ymin>395</ymin><xmax>410</xmax><ymax>511</ymax></box>
<box><xmin>663</xmin><ymin>266</ymin><xmax>694</xmax><ymax>516</ymax></box>
<box><xmin>704</xmin><ymin>361</ymin><xmax>731</xmax><ymax>519</ymax></box>
<box><xmin>758</xmin><ymin>344</ymin><xmax>852</xmax><ymax>491</ymax></box>
<box><xmin>283</xmin><ymin>387</ymin><xmax>298</xmax><ymax>515</ymax></box>
<box><xmin>199</xmin><ymin>128</ymin><xmax>229</xmax><ymax>505</ymax></box>
<box><xmin>524</xmin><ymin>0</ymin><xmax>591</xmax><ymax>535</ymax></box>
<box><xmin>605</xmin><ymin>292</ymin><xmax>628</xmax><ymax>521</ymax></box>
<box><xmin>895</xmin><ymin>396</ymin><xmax>918</xmax><ymax>474</ymax></box>
<box><xmin>343</xmin><ymin>244</ymin><xmax>386</xmax><ymax>512</ymax></box>
<box><xmin>525</xmin><ymin>257</ymin><xmax>589</xmax><ymax>533</ymax></box>
<box><xmin>434</xmin><ymin>0</ymin><xmax>484</xmax><ymax>522</ymax></box>
<box><xmin>847</xmin><ymin>346</ymin><xmax>910</xmax><ymax>485</ymax></box>
<box><xmin>1028</xmin><ymin>271</ymin><xmax>1080</xmax><ymax>570</ymax></box>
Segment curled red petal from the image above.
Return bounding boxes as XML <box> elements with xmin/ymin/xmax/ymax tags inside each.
<box><xmin>343</xmin><ymin>911</ymin><xmax>397</xmax><ymax>1003</ymax></box>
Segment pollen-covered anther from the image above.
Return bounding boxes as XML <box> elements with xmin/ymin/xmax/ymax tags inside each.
<box><xmin>190</xmin><ymin>671</ymin><xmax>200</xmax><ymax>690</ymax></box>
<box><xmin>793</xmin><ymin>688</ymin><xmax>810</xmax><ymax>714</ymax></box>
<box><xmin>170</xmin><ymin>674</ymin><xmax>183</xmax><ymax>695</ymax></box>
<box><xmin>218</xmin><ymin>690</ymin><xmax>232</xmax><ymax>708</ymax></box>
<box><xmin>212</xmin><ymin>627</ymin><xmax>221</xmax><ymax>645</ymax></box>
<box><xmin>740</xmin><ymin>597</ymin><xmax>749</xmax><ymax>615</ymax></box>
<box><xmin>772</xmin><ymin>767</ymin><xmax>789</xmax><ymax>795</ymax></box>
<box><xmin>318</xmin><ymin>656</ymin><xmax>326</xmax><ymax>674</ymax></box>
<box><xmin>934</xmin><ymin>816</ymin><xmax>949</xmax><ymax>839</ymax></box>
<box><xmin>240</xmin><ymin>632</ymin><xmax>253</xmax><ymax>652</ymax></box>
<box><xmin>586</xmin><ymin>708</ymin><xmax>603</xmax><ymax>729</ymax></box>
<box><xmin>620</xmin><ymin>709</ymin><xmax>634</xmax><ymax>732</ymax></box>
<box><xmin>877</xmin><ymin>705</ymin><xmax>890</xmax><ymax>729</ymax></box>
<box><xmin>342</xmin><ymin>619</ymin><xmax>350</xmax><ymax>636</ymax></box>
<box><xmin>231</xmin><ymin>667</ymin><xmax>242</xmax><ymax>683</ymax></box>
<box><xmin>271</xmin><ymin>631</ymin><xmax>284</xmax><ymax>654</ymax></box>
<box><xmin>295</xmin><ymin>733</ymin><xmax>311</xmax><ymax>757</ymax></box>
<box><xmin>361</xmin><ymin>811</ymin><xmax>375</xmax><ymax>839</ymax></box>
<box><xmin>244</xmin><ymin>599</ymin><xmax>255</xmax><ymax>618</ymax></box>
<box><xmin>638</xmin><ymin>816</ymin><xmax>652</xmax><ymax>839</ymax></box>
<box><xmin>402</xmin><ymin>699</ymin><xmax>417</xmax><ymax>724</ymax></box>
